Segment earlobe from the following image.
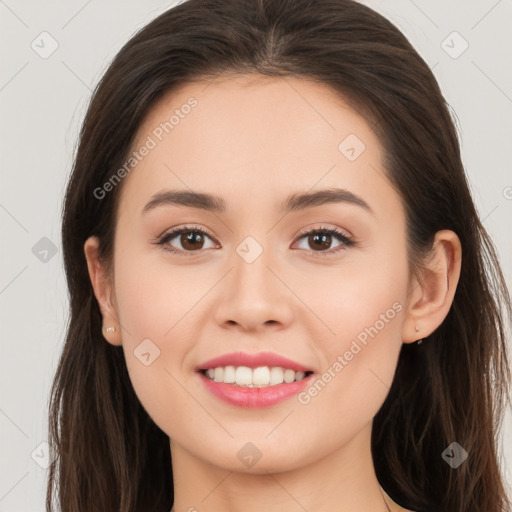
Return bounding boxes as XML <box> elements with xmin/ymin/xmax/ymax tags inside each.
<box><xmin>83</xmin><ymin>236</ymin><xmax>122</xmax><ymax>346</ymax></box>
<box><xmin>402</xmin><ymin>230</ymin><xmax>462</xmax><ymax>344</ymax></box>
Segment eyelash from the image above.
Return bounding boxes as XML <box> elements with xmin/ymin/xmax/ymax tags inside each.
<box><xmin>153</xmin><ymin>224</ymin><xmax>356</xmax><ymax>257</ymax></box>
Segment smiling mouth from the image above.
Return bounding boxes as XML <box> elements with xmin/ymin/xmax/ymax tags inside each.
<box><xmin>199</xmin><ymin>365</ymin><xmax>314</xmax><ymax>387</ymax></box>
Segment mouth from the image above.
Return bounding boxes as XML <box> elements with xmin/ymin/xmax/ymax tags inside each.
<box><xmin>197</xmin><ymin>366</ymin><xmax>314</xmax><ymax>409</ymax></box>
<box><xmin>198</xmin><ymin>365</ymin><xmax>315</xmax><ymax>387</ymax></box>
<box><xmin>195</xmin><ymin>351</ymin><xmax>316</xmax><ymax>407</ymax></box>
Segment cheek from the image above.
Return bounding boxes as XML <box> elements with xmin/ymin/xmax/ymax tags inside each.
<box><xmin>113</xmin><ymin>245</ymin><xmax>204</xmax><ymax>342</ymax></box>
<box><xmin>294</xmin><ymin>294</ymin><xmax>405</xmax><ymax>452</ymax></box>
<box><xmin>300</xmin><ymin>249</ymin><xmax>408</xmax><ymax>412</ymax></box>
<box><xmin>304</xmin><ymin>246</ymin><xmax>408</xmax><ymax>350</ymax></box>
<box><xmin>110</xmin><ymin>246</ymin><xmax>189</xmax><ymax>406</ymax></box>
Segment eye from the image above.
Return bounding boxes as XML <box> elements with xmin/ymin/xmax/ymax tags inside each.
<box><xmin>153</xmin><ymin>224</ymin><xmax>356</xmax><ymax>257</ymax></box>
<box><xmin>153</xmin><ymin>225</ymin><xmax>217</xmax><ymax>255</ymax></box>
<box><xmin>292</xmin><ymin>225</ymin><xmax>355</xmax><ymax>257</ymax></box>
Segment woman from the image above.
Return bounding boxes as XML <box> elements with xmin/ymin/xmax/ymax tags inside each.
<box><xmin>47</xmin><ymin>0</ymin><xmax>511</xmax><ymax>511</ymax></box>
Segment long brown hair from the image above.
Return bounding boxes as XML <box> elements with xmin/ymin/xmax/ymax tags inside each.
<box><xmin>48</xmin><ymin>0</ymin><xmax>512</xmax><ymax>511</ymax></box>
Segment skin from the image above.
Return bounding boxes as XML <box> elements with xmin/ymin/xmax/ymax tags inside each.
<box><xmin>84</xmin><ymin>74</ymin><xmax>462</xmax><ymax>512</ymax></box>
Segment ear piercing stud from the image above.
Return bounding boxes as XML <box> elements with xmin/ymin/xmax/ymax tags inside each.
<box><xmin>415</xmin><ymin>326</ymin><xmax>423</xmax><ymax>345</ymax></box>
<box><xmin>104</xmin><ymin>326</ymin><xmax>116</xmax><ymax>333</ymax></box>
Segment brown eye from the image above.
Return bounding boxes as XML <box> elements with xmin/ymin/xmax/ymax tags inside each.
<box><xmin>293</xmin><ymin>227</ymin><xmax>355</xmax><ymax>257</ymax></box>
<box><xmin>307</xmin><ymin>232</ymin><xmax>334</xmax><ymax>251</ymax></box>
<box><xmin>156</xmin><ymin>226</ymin><xmax>216</xmax><ymax>255</ymax></box>
<box><xmin>155</xmin><ymin>225</ymin><xmax>355</xmax><ymax>257</ymax></box>
<box><xmin>180</xmin><ymin>231</ymin><xmax>206</xmax><ymax>251</ymax></box>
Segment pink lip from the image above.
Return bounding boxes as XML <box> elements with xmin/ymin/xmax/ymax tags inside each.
<box><xmin>195</xmin><ymin>351</ymin><xmax>314</xmax><ymax>373</ymax></box>
<box><xmin>197</xmin><ymin>371</ymin><xmax>315</xmax><ymax>408</ymax></box>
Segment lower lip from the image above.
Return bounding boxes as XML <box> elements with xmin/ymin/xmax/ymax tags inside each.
<box><xmin>198</xmin><ymin>371</ymin><xmax>314</xmax><ymax>408</ymax></box>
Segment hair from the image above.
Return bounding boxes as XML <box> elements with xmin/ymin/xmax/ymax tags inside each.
<box><xmin>47</xmin><ymin>0</ymin><xmax>512</xmax><ymax>511</ymax></box>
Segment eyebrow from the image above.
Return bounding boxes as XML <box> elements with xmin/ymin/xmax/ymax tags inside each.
<box><xmin>142</xmin><ymin>187</ymin><xmax>373</xmax><ymax>216</ymax></box>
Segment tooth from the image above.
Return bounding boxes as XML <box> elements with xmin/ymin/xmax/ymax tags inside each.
<box><xmin>235</xmin><ymin>366</ymin><xmax>253</xmax><ymax>386</ymax></box>
<box><xmin>223</xmin><ymin>365</ymin><xmax>236</xmax><ymax>383</ymax></box>
<box><xmin>204</xmin><ymin>366</ymin><xmax>308</xmax><ymax>386</ymax></box>
<box><xmin>269</xmin><ymin>367</ymin><xmax>284</xmax><ymax>385</ymax></box>
<box><xmin>214</xmin><ymin>367</ymin><xmax>224</xmax><ymax>382</ymax></box>
<box><xmin>283</xmin><ymin>369</ymin><xmax>296</xmax><ymax>383</ymax></box>
<box><xmin>252</xmin><ymin>366</ymin><xmax>270</xmax><ymax>386</ymax></box>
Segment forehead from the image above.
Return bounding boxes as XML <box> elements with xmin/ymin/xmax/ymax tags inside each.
<box><xmin>117</xmin><ymin>74</ymin><xmax>398</xmax><ymax>220</ymax></box>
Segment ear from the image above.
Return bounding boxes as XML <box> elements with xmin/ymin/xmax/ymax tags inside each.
<box><xmin>84</xmin><ymin>236</ymin><xmax>122</xmax><ymax>346</ymax></box>
<box><xmin>402</xmin><ymin>230</ymin><xmax>462</xmax><ymax>344</ymax></box>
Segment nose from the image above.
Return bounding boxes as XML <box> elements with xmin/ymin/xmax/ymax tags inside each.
<box><xmin>212</xmin><ymin>244</ymin><xmax>294</xmax><ymax>333</ymax></box>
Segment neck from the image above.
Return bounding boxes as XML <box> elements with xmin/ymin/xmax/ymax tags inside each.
<box><xmin>169</xmin><ymin>422</ymin><xmax>397</xmax><ymax>512</ymax></box>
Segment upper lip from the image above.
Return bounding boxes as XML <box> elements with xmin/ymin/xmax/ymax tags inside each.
<box><xmin>196</xmin><ymin>351</ymin><xmax>315</xmax><ymax>373</ymax></box>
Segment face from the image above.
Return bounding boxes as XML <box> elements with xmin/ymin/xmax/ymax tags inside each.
<box><xmin>99</xmin><ymin>74</ymin><xmax>415</xmax><ymax>473</ymax></box>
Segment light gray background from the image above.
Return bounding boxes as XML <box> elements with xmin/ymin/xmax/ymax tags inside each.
<box><xmin>1</xmin><ymin>0</ymin><xmax>511</xmax><ymax>510</ymax></box>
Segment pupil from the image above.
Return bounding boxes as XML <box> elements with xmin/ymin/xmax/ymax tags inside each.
<box><xmin>311</xmin><ymin>233</ymin><xmax>330</xmax><ymax>250</ymax></box>
<box><xmin>183</xmin><ymin>231</ymin><xmax>203</xmax><ymax>250</ymax></box>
